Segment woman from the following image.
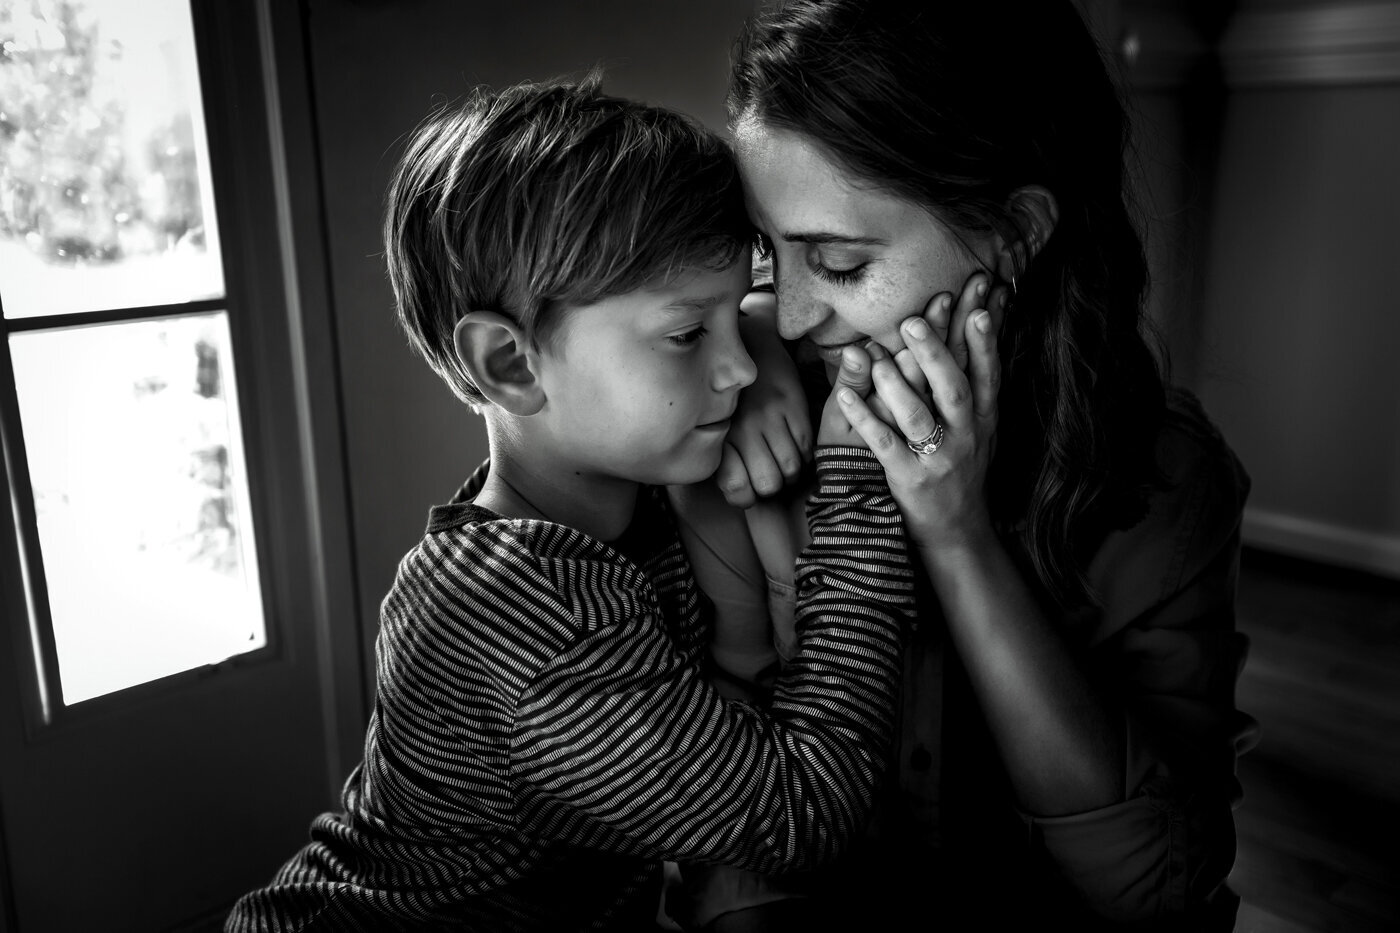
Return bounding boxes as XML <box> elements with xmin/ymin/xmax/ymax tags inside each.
<box><xmin>671</xmin><ymin>1</ymin><xmax>1257</xmax><ymax>929</ymax></box>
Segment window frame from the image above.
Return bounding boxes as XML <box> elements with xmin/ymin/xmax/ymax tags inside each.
<box><xmin>0</xmin><ymin>6</ymin><xmax>282</xmax><ymax>732</ymax></box>
<box><xmin>0</xmin><ymin>0</ymin><xmax>366</xmax><ymax>755</ymax></box>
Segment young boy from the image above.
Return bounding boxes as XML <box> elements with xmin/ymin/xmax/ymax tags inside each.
<box><xmin>225</xmin><ymin>77</ymin><xmax>914</xmax><ymax>932</ymax></box>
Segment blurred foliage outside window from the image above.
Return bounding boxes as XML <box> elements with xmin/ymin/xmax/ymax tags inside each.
<box><xmin>1</xmin><ymin>0</ymin><xmax>223</xmax><ymax>317</ymax></box>
<box><xmin>1</xmin><ymin>0</ymin><xmax>263</xmax><ymax>706</ymax></box>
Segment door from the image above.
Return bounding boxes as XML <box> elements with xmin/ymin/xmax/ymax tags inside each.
<box><xmin>0</xmin><ymin>1</ymin><xmax>363</xmax><ymax>929</ymax></box>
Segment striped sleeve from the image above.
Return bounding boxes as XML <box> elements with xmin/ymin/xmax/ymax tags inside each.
<box><xmin>509</xmin><ymin>447</ymin><xmax>913</xmax><ymax>874</ymax></box>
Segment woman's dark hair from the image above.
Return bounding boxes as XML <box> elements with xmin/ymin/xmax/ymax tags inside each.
<box><xmin>729</xmin><ymin>0</ymin><xmax>1167</xmax><ymax>608</ymax></box>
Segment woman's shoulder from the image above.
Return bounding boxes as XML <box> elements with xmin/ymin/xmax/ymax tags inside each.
<box><xmin>1075</xmin><ymin>387</ymin><xmax>1250</xmax><ymax>638</ymax></box>
<box><xmin>1144</xmin><ymin>388</ymin><xmax>1252</xmax><ymax>562</ymax></box>
<box><xmin>1156</xmin><ymin>386</ymin><xmax>1250</xmax><ymax>501</ymax></box>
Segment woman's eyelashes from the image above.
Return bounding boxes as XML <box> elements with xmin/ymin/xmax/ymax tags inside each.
<box><xmin>810</xmin><ymin>251</ymin><xmax>868</xmax><ymax>286</ymax></box>
<box><xmin>754</xmin><ymin>228</ymin><xmax>867</xmax><ymax>286</ymax></box>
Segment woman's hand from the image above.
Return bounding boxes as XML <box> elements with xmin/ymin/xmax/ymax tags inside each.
<box><xmin>836</xmin><ymin>296</ymin><xmax>1003</xmax><ymax>555</ymax></box>
<box><xmin>884</xmin><ymin>272</ymin><xmax>1010</xmax><ymax>398</ymax></box>
<box><xmin>716</xmin><ymin>289</ymin><xmax>814</xmax><ymax>508</ymax></box>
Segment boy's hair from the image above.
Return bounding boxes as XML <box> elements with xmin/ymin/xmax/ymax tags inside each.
<box><xmin>384</xmin><ymin>73</ymin><xmax>752</xmax><ymax>405</ymax></box>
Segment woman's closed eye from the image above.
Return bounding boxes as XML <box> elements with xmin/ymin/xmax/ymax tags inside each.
<box><xmin>811</xmin><ymin>251</ymin><xmax>868</xmax><ymax>286</ymax></box>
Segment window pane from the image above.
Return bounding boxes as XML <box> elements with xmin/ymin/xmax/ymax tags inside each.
<box><xmin>0</xmin><ymin>0</ymin><xmax>223</xmax><ymax>318</ymax></box>
<box><xmin>10</xmin><ymin>312</ymin><xmax>265</xmax><ymax>704</ymax></box>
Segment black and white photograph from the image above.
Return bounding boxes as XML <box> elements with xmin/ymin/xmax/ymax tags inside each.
<box><xmin>0</xmin><ymin>1</ymin><xmax>1396</xmax><ymax>930</ymax></box>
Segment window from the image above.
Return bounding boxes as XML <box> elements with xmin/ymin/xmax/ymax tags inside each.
<box><xmin>1</xmin><ymin>0</ymin><xmax>266</xmax><ymax>715</ymax></box>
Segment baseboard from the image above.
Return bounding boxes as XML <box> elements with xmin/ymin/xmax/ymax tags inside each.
<box><xmin>1243</xmin><ymin>507</ymin><xmax>1400</xmax><ymax>580</ymax></box>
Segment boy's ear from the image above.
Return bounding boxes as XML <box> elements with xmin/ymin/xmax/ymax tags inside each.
<box><xmin>453</xmin><ymin>312</ymin><xmax>546</xmax><ymax>415</ymax></box>
<box><xmin>995</xmin><ymin>185</ymin><xmax>1060</xmax><ymax>282</ymax></box>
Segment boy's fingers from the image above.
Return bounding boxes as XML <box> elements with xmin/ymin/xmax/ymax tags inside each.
<box><xmin>785</xmin><ymin>413</ymin><xmax>815</xmax><ymax>464</ymax></box>
<box><xmin>967</xmin><ymin>310</ymin><xmax>1001</xmax><ymax>423</ymax></box>
<box><xmin>831</xmin><ymin>345</ymin><xmax>873</xmax><ymax>398</ymax></box>
<box><xmin>742</xmin><ymin>444</ymin><xmax>785</xmax><ymax>497</ymax></box>
<box><xmin>764</xmin><ymin>429</ymin><xmax>806</xmax><ymax>482</ymax></box>
<box><xmin>714</xmin><ymin>445</ymin><xmax>757</xmax><ymax>509</ymax></box>
<box><xmin>947</xmin><ymin>272</ymin><xmax>988</xmax><ymax>373</ymax></box>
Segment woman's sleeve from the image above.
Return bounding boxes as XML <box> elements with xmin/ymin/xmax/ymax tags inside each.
<box><xmin>510</xmin><ymin>448</ymin><xmax>915</xmax><ymax>874</ymax></box>
<box><xmin>1026</xmin><ymin>412</ymin><xmax>1258</xmax><ymax>925</ymax></box>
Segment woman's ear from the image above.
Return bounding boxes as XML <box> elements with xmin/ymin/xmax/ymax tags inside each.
<box><xmin>995</xmin><ymin>185</ymin><xmax>1060</xmax><ymax>282</ymax></box>
<box><xmin>453</xmin><ymin>312</ymin><xmax>545</xmax><ymax>415</ymax></box>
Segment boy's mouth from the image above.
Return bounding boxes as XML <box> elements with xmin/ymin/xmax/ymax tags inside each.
<box><xmin>696</xmin><ymin>407</ymin><xmax>737</xmax><ymax>430</ymax></box>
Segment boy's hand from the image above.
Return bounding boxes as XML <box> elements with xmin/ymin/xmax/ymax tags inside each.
<box><xmin>816</xmin><ymin>345</ymin><xmax>877</xmax><ymax>448</ymax></box>
<box><xmin>716</xmin><ymin>290</ymin><xmax>814</xmax><ymax>509</ymax></box>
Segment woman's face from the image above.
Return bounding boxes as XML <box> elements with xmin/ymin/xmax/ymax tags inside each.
<box><xmin>733</xmin><ymin>118</ymin><xmax>996</xmax><ymax>371</ymax></box>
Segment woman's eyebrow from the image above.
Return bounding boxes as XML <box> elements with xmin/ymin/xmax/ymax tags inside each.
<box><xmin>782</xmin><ymin>231</ymin><xmax>888</xmax><ymax>246</ymax></box>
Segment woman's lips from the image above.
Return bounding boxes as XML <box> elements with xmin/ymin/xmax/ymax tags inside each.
<box><xmin>813</xmin><ymin>340</ymin><xmax>861</xmax><ymax>365</ymax></box>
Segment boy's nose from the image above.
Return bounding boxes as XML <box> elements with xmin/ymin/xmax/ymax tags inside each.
<box><xmin>714</xmin><ymin>333</ymin><xmax>758</xmax><ymax>392</ymax></box>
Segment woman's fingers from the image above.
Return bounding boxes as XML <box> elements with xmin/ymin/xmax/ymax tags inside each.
<box><xmin>923</xmin><ymin>292</ymin><xmax>953</xmax><ymax>348</ymax></box>
<box><xmin>946</xmin><ymin>272</ymin><xmax>989</xmax><ymax>372</ymax></box>
<box><xmin>870</xmin><ymin>357</ymin><xmax>940</xmax><ymax>446</ymax></box>
<box><xmin>835</xmin><ymin>387</ymin><xmax>910</xmax><ymax>465</ymax></box>
<box><xmin>861</xmin><ymin>343</ymin><xmax>906</xmax><ymax>426</ymax></box>
<box><xmin>985</xmin><ymin>282</ymin><xmax>1011</xmax><ymax>339</ymax></box>
<box><xmin>966</xmin><ymin>309</ymin><xmax>1001</xmax><ymax>423</ymax></box>
<box><xmin>892</xmin><ymin>347</ymin><xmax>930</xmax><ymax>400</ymax></box>
<box><xmin>898</xmin><ymin>316</ymin><xmax>975</xmax><ymax>433</ymax></box>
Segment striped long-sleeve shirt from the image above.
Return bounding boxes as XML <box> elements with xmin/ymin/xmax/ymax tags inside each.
<box><xmin>225</xmin><ymin>448</ymin><xmax>913</xmax><ymax>932</ymax></box>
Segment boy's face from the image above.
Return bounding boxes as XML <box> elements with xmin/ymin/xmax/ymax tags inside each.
<box><xmin>533</xmin><ymin>257</ymin><xmax>757</xmax><ymax>487</ymax></box>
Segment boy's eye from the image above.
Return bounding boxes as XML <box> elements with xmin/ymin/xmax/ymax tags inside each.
<box><xmin>667</xmin><ymin>326</ymin><xmax>708</xmax><ymax>347</ymax></box>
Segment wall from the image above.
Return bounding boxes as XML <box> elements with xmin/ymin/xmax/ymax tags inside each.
<box><xmin>302</xmin><ymin>0</ymin><xmax>758</xmax><ymax>699</ymax></box>
<box><xmin>1199</xmin><ymin>1</ymin><xmax>1400</xmax><ymax>575</ymax></box>
<box><xmin>1114</xmin><ymin>0</ymin><xmax>1400</xmax><ymax>577</ymax></box>
<box><xmin>304</xmin><ymin>0</ymin><xmax>1400</xmax><ymax>707</ymax></box>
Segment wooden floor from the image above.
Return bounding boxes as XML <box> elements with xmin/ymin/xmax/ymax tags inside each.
<box><xmin>1228</xmin><ymin>547</ymin><xmax>1400</xmax><ymax>932</ymax></box>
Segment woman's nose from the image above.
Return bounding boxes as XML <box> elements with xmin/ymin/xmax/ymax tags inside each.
<box><xmin>774</xmin><ymin>279</ymin><xmax>824</xmax><ymax>341</ymax></box>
